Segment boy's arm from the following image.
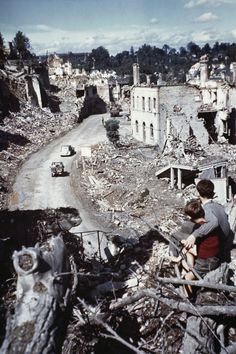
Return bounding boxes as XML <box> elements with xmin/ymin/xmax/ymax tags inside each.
<box><xmin>192</xmin><ymin>208</ymin><xmax>218</xmax><ymax>238</ymax></box>
<box><xmin>185</xmin><ymin>208</ymin><xmax>219</xmax><ymax>248</ymax></box>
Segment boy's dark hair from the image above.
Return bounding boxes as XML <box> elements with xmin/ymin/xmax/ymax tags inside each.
<box><xmin>184</xmin><ymin>199</ymin><xmax>205</xmax><ymax>220</ymax></box>
<box><xmin>196</xmin><ymin>179</ymin><xmax>215</xmax><ymax>199</ymax></box>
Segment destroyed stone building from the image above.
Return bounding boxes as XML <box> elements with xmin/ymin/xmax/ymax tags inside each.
<box><xmin>0</xmin><ymin>59</ymin><xmax>51</xmax><ymax>113</ymax></box>
<box><xmin>130</xmin><ymin>58</ymin><xmax>236</xmax><ymax>148</ymax></box>
<box><xmin>47</xmin><ymin>53</ymin><xmax>129</xmax><ymax>108</ymax></box>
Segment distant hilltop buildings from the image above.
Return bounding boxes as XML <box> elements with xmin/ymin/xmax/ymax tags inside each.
<box><xmin>46</xmin><ymin>53</ymin><xmax>130</xmax><ymax>105</ymax></box>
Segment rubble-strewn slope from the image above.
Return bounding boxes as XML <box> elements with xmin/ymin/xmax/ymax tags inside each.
<box><xmin>0</xmin><ymin>102</ymin><xmax>78</xmax><ymax>209</ymax></box>
<box><xmin>72</xmin><ymin>132</ymin><xmax>236</xmax><ymax>236</ymax></box>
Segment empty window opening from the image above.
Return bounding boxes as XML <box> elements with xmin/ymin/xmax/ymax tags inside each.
<box><xmin>142</xmin><ymin>97</ymin><xmax>145</xmax><ymax>111</ymax></box>
<box><xmin>143</xmin><ymin>122</ymin><xmax>146</xmax><ymax>141</ymax></box>
<box><xmin>153</xmin><ymin>97</ymin><xmax>156</xmax><ymax>110</ymax></box>
<box><xmin>150</xmin><ymin>123</ymin><xmax>154</xmax><ymax>138</ymax></box>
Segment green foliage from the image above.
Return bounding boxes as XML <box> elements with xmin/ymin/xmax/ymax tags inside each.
<box><xmin>88</xmin><ymin>46</ymin><xmax>110</xmax><ymax>70</ymax></box>
<box><xmin>0</xmin><ymin>32</ymin><xmax>3</xmax><ymax>48</ymax></box>
<box><xmin>104</xmin><ymin>119</ymin><xmax>120</xmax><ymax>146</ymax></box>
<box><xmin>13</xmin><ymin>31</ymin><xmax>32</xmax><ymax>59</ymax></box>
<box><xmin>0</xmin><ymin>32</ymin><xmax>5</xmax><ymax>62</ymax></box>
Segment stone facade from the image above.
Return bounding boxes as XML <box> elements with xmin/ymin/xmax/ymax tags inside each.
<box><xmin>130</xmin><ymin>84</ymin><xmax>208</xmax><ymax>148</ymax></box>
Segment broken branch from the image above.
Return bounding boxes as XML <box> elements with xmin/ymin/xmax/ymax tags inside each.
<box><xmin>110</xmin><ymin>289</ymin><xmax>236</xmax><ymax>317</ymax></box>
<box><xmin>156</xmin><ymin>276</ymin><xmax>236</xmax><ymax>293</ymax></box>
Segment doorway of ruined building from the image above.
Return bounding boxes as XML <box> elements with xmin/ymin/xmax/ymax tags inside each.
<box><xmin>198</xmin><ymin>112</ymin><xmax>218</xmax><ymax>143</ymax></box>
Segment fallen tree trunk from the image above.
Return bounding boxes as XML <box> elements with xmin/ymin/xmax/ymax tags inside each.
<box><xmin>0</xmin><ymin>236</ymin><xmax>72</xmax><ymax>354</ymax></box>
<box><xmin>110</xmin><ymin>289</ymin><xmax>236</xmax><ymax>317</ymax></box>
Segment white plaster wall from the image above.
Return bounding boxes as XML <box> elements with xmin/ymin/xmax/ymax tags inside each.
<box><xmin>202</xmin><ymin>88</ymin><xmax>213</xmax><ymax>104</ymax></box>
<box><xmin>131</xmin><ymin>85</ymin><xmax>209</xmax><ymax>148</ymax></box>
<box><xmin>217</xmin><ymin>87</ymin><xmax>228</xmax><ymax>110</ymax></box>
<box><xmin>229</xmin><ymin>88</ymin><xmax>236</xmax><ymax>110</ymax></box>
<box><xmin>131</xmin><ymin>86</ymin><xmax>159</xmax><ymax>146</ymax></box>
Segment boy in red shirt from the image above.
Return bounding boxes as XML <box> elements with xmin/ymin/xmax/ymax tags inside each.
<box><xmin>182</xmin><ymin>199</ymin><xmax>220</xmax><ymax>296</ymax></box>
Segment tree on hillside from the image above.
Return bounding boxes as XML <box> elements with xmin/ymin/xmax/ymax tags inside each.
<box><xmin>179</xmin><ymin>46</ymin><xmax>187</xmax><ymax>56</ymax></box>
<box><xmin>89</xmin><ymin>46</ymin><xmax>110</xmax><ymax>71</ymax></box>
<box><xmin>229</xmin><ymin>43</ymin><xmax>236</xmax><ymax>62</ymax></box>
<box><xmin>0</xmin><ymin>32</ymin><xmax>5</xmax><ymax>63</ymax></box>
<box><xmin>201</xmin><ymin>43</ymin><xmax>211</xmax><ymax>55</ymax></box>
<box><xmin>130</xmin><ymin>46</ymin><xmax>135</xmax><ymax>59</ymax></box>
<box><xmin>187</xmin><ymin>41</ymin><xmax>201</xmax><ymax>57</ymax></box>
<box><xmin>162</xmin><ymin>44</ymin><xmax>170</xmax><ymax>55</ymax></box>
<box><xmin>13</xmin><ymin>31</ymin><xmax>32</xmax><ymax>59</ymax></box>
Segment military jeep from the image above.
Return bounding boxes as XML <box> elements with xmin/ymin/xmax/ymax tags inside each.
<box><xmin>50</xmin><ymin>162</ymin><xmax>65</xmax><ymax>177</ymax></box>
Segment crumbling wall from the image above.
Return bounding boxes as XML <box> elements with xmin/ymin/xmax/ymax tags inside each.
<box><xmin>25</xmin><ymin>75</ymin><xmax>48</xmax><ymax>108</ymax></box>
<box><xmin>35</xmin><ymin>65</ymin><xmax>50</xmax><ymax>90</ymax></box>
<box><xmin>159</xmin><ymin>85</ymin><xmax>208</xmax><ymax>146</ymax></box>
<box><xmin>0</xmin><ymin>79</ymin><xmax>20</xmax><ymax>119</ymax></box>
<box><xmin>96</xmin><ymin>83</ymin><xmax>110</xmax><ymax>103</ymax></box>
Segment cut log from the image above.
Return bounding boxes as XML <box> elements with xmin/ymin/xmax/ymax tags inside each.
<box><xmin>0</xmin><ymin>236</ymin><xmax>72</xmax><ymax>354</ymax></box>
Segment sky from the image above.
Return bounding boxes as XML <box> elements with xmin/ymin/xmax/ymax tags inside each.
<box><xmin>0</xmin><ymin>0</ymin><xmax>236</xmax><ymax>55</ymax></box>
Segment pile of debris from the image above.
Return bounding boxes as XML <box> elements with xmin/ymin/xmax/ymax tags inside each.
<box><xmin>49</xmin><ymin>77</ymin><xmax>81</xmax><ymax>114</ymax></box>
<box><xmin>72</xmin><ymin>130</ymin><xmax>236</xmax><ymax>237</ymax></box>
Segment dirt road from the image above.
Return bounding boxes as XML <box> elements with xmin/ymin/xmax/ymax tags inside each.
<box><xmin>8</xmin><ymin>113</ymin><xmax>131</xmax><ymax>256</ymax></box>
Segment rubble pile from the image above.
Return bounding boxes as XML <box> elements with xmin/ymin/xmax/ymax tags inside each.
<box><xmin>50</xmin><ymin>77</ymin><xmax>84</xmax><ymax>115</ymax></box>
<box><xmin>73</xmin><ymin>132</ymin><xmax>236</xmax><ymax>239</ymax></box>
<box><xmin>73</xmin><ymin>140</ymin><xmax>192</xmax><ymax>235</ymax></box>
<box><xmin>50</xmin><ymin>76</ymin><xmax>107</xmax><ymax>121</ymax></box>
<box><xmin>0</xmin><ymin>102</ymin><xmax>78</xmax><ymax>209</ymax></box>
<box><xmin>62</xmin><ymin>229</ymin><xmax>184</xmax><ymax>354</ymax></box>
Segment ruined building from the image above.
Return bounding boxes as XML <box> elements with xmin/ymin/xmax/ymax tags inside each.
<box><xmin>0</xmin><ymin>59</ymin><xmax>51</xmax><ymax>118</ymax></box>
<box><xmin>130</xmin><ymin>59</ymin><xmax>236</xmax><ymax>148</ymax></box>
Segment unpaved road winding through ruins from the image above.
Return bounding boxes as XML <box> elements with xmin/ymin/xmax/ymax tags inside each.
<box><xmin>9</xmin><ymin>114</ymin><xmax>111</xmax><ymax>238</ymax></box>
<box><xmin>8</xmin><ymin>112</ymin><xmax>131</xmax><ymax>256</ymax></box>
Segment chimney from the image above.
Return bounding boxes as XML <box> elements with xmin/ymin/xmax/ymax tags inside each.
<box><xmin>146</xmin><ymin>74</ymin><xmax>151</xmax><ymax>85</ymax></box>
<box><xmin>230</xmin><ymin>62</ymin><xmax>236</xmax><ymax>85</ymax></box>
<box><xmin>200</xmin><ymin>56</ymin><xmax>209</xmax><ymax>86</ymax></box>
<box><xmin>133</xmin><ymin>63</ymin><xmax>140</xmax><ymax>85</ymax></box>
<box><xmin>200</xmin><ymin>62</ymin><xmax>208</xmax><ymax>86</ymax></box>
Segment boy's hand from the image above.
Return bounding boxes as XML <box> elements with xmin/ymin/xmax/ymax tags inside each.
<box><xmin>170</xmin><ymin>255</ymin><xmax>182</xmax><ymax>263</ymax></box>
<box><xmin>184</xmin><ymin>234</ymin><xmax>196</xmax><ymax>249</ymax></box>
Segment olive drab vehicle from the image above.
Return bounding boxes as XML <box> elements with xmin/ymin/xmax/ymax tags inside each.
<box><xmin>50</xmin><ymin>162</ymin><xmax>65</xmax><ymax>177</ymax></box>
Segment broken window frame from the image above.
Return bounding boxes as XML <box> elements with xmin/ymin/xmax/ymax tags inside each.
<box><xmin>143</xmin><ymin>122</ymin><xmax>146</xmax><ymax>141</ymax></box>
<box><xmin>150</xmin><ymin>123</ymin><xmax>154</xmax><ymax>139</ymax></box>
<box><xmin>148</xmin><ymin>97</ymin><xmax>151</xmax><ymax>111</ymax></box>
<box><xmin>142</xmin><ymin>96</ymin><xmax>145</xmax><ymax>111</ymax></box>
<box><xmin>153</xmin><ymin>97</ymin><xmax>156</xmax><ymax>110</ymax></box>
